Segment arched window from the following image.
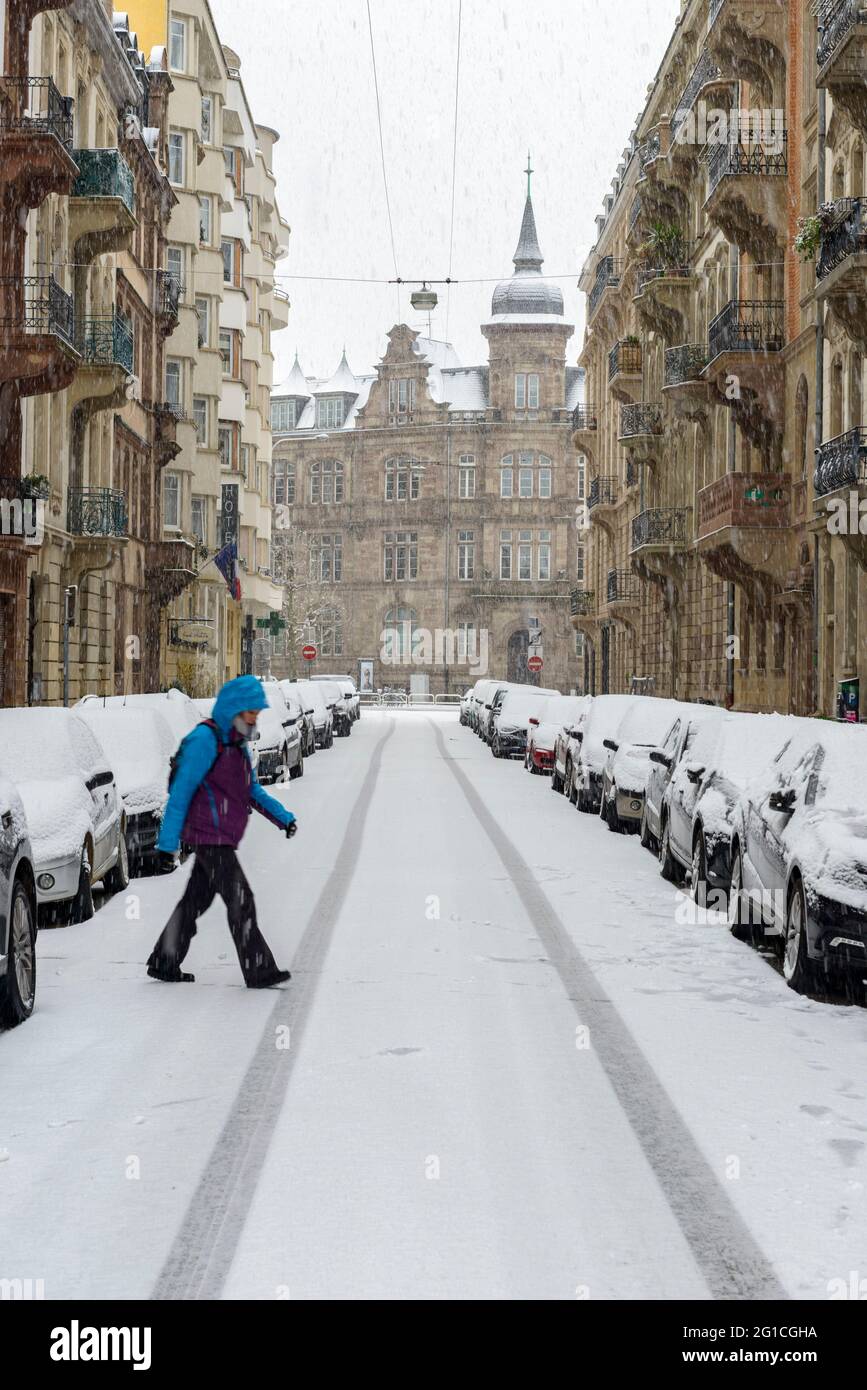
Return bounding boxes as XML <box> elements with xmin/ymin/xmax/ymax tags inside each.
<box><xmin>385</xmin><ymin>457</ymin><xmax>422</xmax><ymax>501</ymax></box>
<box><xmin>795</xmin><ymin>375</ymin><xmax>809</xmax><ymax>478</ymax></box>
<box><xmin>316</xmin><ymin>606</ymin><xmax>343</xmax><ymax>657</ymax></box>
<box><xmin>382</xmin><ymin>606</ymin><xmax>420</xmax><ymax>664</ymax></box>
<box><xmin>309</xmin><ymin>459</ymin><xmax>344</xmax><ymax>504</ymax></box>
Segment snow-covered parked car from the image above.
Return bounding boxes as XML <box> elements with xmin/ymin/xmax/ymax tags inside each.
<box><xmin>552</xmin><ymin>697</ymin><xmax>593</xmax><ymax>794</ymax></box>
<box><xmin>657</xmin><ymin>709</ymin><xmax>784</xmax><ymax>900</ymax></box>
<box><xmin>490</xmin><ymin>687</ymin><xmax>559</xmax><ymax>760</ymax></box>
<box><xmin>311</xmin><ymin>674</ymin><xmax>359</xmax><ymax>722</ymax></box>
<box><xmin>256</xmin><ymin>683</ymin><xmax>303</xmax><ymax>783</ymax></box>
<box><xmin>76</xmin><ymin>706</ymin><xmax>176</xmax><ymax>874</ymax></box>
<box><xmin>481</xmin><ymin>681</ymin><xmax>518</xmax><ymax>744</ymax></box>
<box><xmin>641</xmin><ymin>704</ymin><xmax>721</xmax><ymax>854</ymax></box>
<box><xmin>0</xmin><ymin>708</ymin><xmax>128</xmax><ymax>925</ymax></box>
<box><xmin>566</xmin><ymin>694</ymin><xmax>637</xmax><ymax>812</ymax></box>
<box><xmin>295</xmin><ymin>679</ymin><xmax>334</xmax><ymax>749</ymax></box>
<box><xmin>728</xmin><ymin>720</ymin><xmax>867</xmax><ymax>993</ymax></box>
<box><xmin>0</xmin><ymin>775</ymin><xmax>38</xmax><ymax>1028</ymax></box>
<box><xmin>599</xmin><ymin>697</ymin><xmax>694</xmax><ymax>833</ymax></box>
<box><xmin>279</xmin><ymin>681</ymin><xmax>317</xmax><ymax>757</ymax></box>
<box><xmin>78</xmin><ymin>689</ymin><xmax>198</xmax><ymax>750</ymax></box>
<box><xmin>312</xmin><ymin>678</ymin><xmax>353</xmax><ymax>737</ymax></box>
<box><xmin>525</xmin><ymin>694</ymin><xmax>590</xmax><ymax>775</ymax></box>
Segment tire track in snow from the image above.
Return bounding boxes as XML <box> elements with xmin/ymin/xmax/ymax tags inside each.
<box><xmin>432</xmin><ymin>719</ymin><xmax>786</xmax><ymax>1300</ymax></box>
<box><xmin>152</xmin><ymin>718</ymin><xmax>396</xmax><ymax>1300</ymax></box>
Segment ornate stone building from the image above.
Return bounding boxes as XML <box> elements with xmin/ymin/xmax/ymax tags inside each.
<box><xmin>573</xmin><ymin>0</ymin><xmax>825</xmax><ymax>716</ymax></box>
<box><xmin>270</xmin><ymin>190</ymin><xmax>586</xmax><ymax>695</ymax></box>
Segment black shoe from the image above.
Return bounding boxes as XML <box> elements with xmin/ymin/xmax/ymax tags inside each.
<box><xmin>148</xmin><ymin>965</ymin><xmax>195</xmax><ymax>983</ymax></box>
<box><xmin>246</xmin><ymin>968</ymin><xmax>291</xmax><ymax>989</ymax></box>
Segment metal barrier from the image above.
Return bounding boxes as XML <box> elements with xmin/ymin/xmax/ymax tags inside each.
<box><xmin>359</xmin><ymin>692</ymin><xmax>464</xmax><ymax>709</ymax></box>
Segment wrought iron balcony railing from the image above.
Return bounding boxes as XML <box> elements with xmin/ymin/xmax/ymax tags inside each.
<box><xmin>588</xmin><ymin>476</ymin><xmax>618</xmax><ymax>510</ymax></box>
<box><xmin>157</xmin><ymin>269</ymin><xmax>183</xmax><ymax>318</ymax></box>
<box><xmin>67</xmin><ymin>487</ymin><xmax>128</xmax><ymax>538</ymax></box>
<box><xmin>631</xmin><ymin>507</ymin><xmax>690</xmax><ymax>551</ymax></box>
<box><xmin>671</xmin><ymin>49</ymin><xmax>723</xmax><ymax>139</ymax></box>
<box><xmin>608</xmin><ymin>339</ymin><xmax>643</xmax><ymax>381</ymax></box>
<box><xmin>72</xmin><ymin>147</ymin><xmax>135</xmax><ymax>215</ymax></box>
<box><xmin>707</xmin><ymin>299</ymin><xmax>784</xmax><ymax>361</ymax></box>
<box><xmin>80</xmin><ymin>314</ymin><xmax>134</xmax><ymax>374</ymax></box>
<box><xmin>607</xmin><ymin>569</ymin><xmax>640</xmax><ymax>603</ymax></box>
<box><xmin>589</xmin><ymin>256</ymin><xmax>623</xmax><ymax>317</ymax></box>
<box><xmin>620</xmin><ymin>403</ymin><xmax>663</xmax><ymax>439</ymax></box>
<box><xmin>639</xmin><ymin>130</ymin><xmax>661</xmax><ymax>171</ymax></box>
<box><xmin>0</xmin><ymin>76</ymin><xmax>73</xmax><ymax>149</ymax></box>
<box><xmin>573</xmin><ymin>404</ymin><xmax>599</xmax><ymax>431</ymax></box>
<box><xmin>814</xmin><ymin>427</ymin><xmax>867</xmax><ymax>497</ymax></box>
<box><xmin>636</xmin><ymin>261</ymin><xmax>691</xmax><ymax>295</ymax></box>
<box><xmin>0</xmin><ymin>275</ymin><xmax>74</xmax><ymax>345</ymax></box>
<box><xmin>817</xmin><ymin>0</ymin><xmax>867</xmax><ymax>67</ymax></box>
<box><xmin>570</xmin><ymin>587</ymin><xmax>595</xmax><ymax>617</ymax></box>
<box><xmin>665</xmin><ymin>343</ymin><xmax>708</xmax><ymax>387</ymax></box>
<box><xmin>817</xmin><ymin>197</ymin><xmax>867</xmax><ymax>281</ymax></box>
<box><xmin>628</xmin><ymin>195</ymin><xmax>643</xmax><ymax>237</ymax></box>
<box><xmin>706</xmin><ymin>132</ymin><xmax>788</xmax><ymax>200</ymax></box>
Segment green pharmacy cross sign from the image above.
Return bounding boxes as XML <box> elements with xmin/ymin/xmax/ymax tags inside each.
<box><xmin>256</xmin><ymin>612</ymin><xmax>287</xmax><ymax>638</ymax></box>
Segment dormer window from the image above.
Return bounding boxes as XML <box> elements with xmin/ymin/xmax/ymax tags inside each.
<box><xmin>389</xmin><ymin>377</ymin><xmax>416</xmax><ymax>423</ymax></box>
<box><xmin>316</xmin><ymin>398</ymin><xmax>344</xmax><ymax>429</ymax></box>
<box><xmin>271</xmin><ymin>399</ymin><xmax>296</xmax><ymax>432</ymax></box>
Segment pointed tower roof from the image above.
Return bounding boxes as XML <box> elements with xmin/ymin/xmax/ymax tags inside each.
<box><xmin>490</xmin><ymin>168</ymin><xmax>564</xmax><ymax>321</ymax></box>
<box><xmin>512</xmin><ymin>194</ymin><xmax>544</xmax><ymax>272</ymax></box>
<box><xmin>282</xmin><ymin>352</ymin><xmax>311</xmax><ymax>399</ymax></box>
<box><xmin>317</xmin><ymin>348</ymin><xmax>359</xmax><ymax>396</ymax></box>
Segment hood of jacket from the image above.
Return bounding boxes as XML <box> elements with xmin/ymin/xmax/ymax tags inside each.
<box><xmin>211</xmin><ymin>675</ymin><xmax>269</xmax><ymax>738</ymax></box>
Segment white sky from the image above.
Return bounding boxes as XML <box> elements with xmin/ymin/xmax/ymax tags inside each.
<box><xmin>207</xmin><ymin>0</ymin><xmax>682</xmax><ymax>385</ymax></box>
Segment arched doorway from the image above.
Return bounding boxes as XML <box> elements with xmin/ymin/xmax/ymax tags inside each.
<box><xmin>507</xmin><ymin>630</ymin><xmax>539</xmax><ymax>686</ymax></box>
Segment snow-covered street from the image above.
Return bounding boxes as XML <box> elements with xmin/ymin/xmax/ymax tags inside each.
<box><xmin>3</xmin><ymin>710</ymin><xmax>867</xmax><ymax>1301</ymax></box>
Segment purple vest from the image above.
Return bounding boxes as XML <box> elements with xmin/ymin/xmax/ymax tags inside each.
<box><xmin>183</xmin><ymin>730</ymin><xmax>252</xmax><ymax>848</ymax></box>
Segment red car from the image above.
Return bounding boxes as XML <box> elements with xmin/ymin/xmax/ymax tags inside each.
<box><xmin>525</xmin><ymin>695</ymin><xmax>590</xmax><ymax>775</ymax></box>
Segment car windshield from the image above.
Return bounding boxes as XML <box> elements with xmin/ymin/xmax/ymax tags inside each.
<box><xmin>0</xmin><ymin>710</ymin><xmax>79</xmax><ymax>781</ymax></box>
<box><xmin>615</xmin><ymin>699</ymin><xmax>686</xmax><ymax>747</ymax></box>
<box><xmin>77</xmin><ymin>710</ymin><xmax>169</xmax><ymax>791</ymax></box>
<box><xmin>582</xmin><ymin>697</ymin><xmax>636</xmax><ymax>759</ymax></box>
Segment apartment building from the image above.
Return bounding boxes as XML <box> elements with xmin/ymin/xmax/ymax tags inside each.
<box><xmin>125</xmin><ymin>1</ymin><xmax>289</xmax><ymax>692</ymax></box>
<box><xmin>573</xmin><ymin>0</ymin><xmax>822</xmax><ymax>715</ymax></box>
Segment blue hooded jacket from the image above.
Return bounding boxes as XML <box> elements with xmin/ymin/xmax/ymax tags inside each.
<box><xmin>157</xmin><ymin>675</ymin><xmax>296</xmax><ymax>854</ymax></box>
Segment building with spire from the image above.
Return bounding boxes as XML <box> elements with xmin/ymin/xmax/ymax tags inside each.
<box><xmin>270</xmin><ymin>179</ymin><xmax>587</xmax><ymax>693</ymax></box>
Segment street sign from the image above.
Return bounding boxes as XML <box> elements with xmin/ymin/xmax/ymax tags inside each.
<box><xmin>528</xmin><ymin>655</ymin><xmax>543</xmax><ymax>672</ymax></box>
<box><xmin>302</xmin><ymin>644</ymin><xmax>317</xmax><ymax>661</ymax></box>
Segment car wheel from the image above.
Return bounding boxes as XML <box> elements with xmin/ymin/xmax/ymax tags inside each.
<box><xmin>690</xmin><ymin>832</ymin><xmax>708</xmax><ymax>907</ymax></box>
<box><xmin>290</xmin><ymin>751</ymin><xmax>304</xmax><ymax>780</ymax></box>
<box><xmin>659</xmin><ymin>819</ymin><xmax>681</xmax><ymax>885</ymax></box>
<box><xmin>65</xmin><ymin>847</ymin><xmax>94</xmax><ymax>926</ymax></box>
<box><xmin>0</xmin><ymin>879</ymin><xmax>36</xmax><ymax>1027</ymax></box>
<box><xmin>106</xmin><ymin>824</ymin><xmax>130</xmax><ymax>894</ymax></box>
<box><xmin>604</xmin><ymin>792</ymin><xmax>620</xmax><ymax>833</ymax></box>
<box><xmin>727</xmin><ymin>844</ymin><xmax>754</xmax><ymax>940</ymax></box>
<box><xmin>782</xmin><ymin>877</ymin><xmax>816</xmax><ymax>994</ymax></box>
<box><xmin>565</xmin><ymin>762</ymin><xmax>578</xmax><ymax>805</ymax></box>
<box><xmin>640</xmin><ymin>805</ymin><xmax>658</xmax><ymax>854</ymax></box>
<box><xmin>551</xmin><ymin>765</ymin><xmax>564</xmax><ymax>793</ymax></box>
<box><xmin>492</xmin><ymin>735</ymin><xmax>501</xmax><ymax>759</ymax></box>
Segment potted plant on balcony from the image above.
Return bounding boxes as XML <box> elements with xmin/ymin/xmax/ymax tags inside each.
<box><xmin>20</xmin><ymin>472</ymin><xmax>51</xmax><ymax>501</ymax></box>
<box><xmin>794</xmin><ymin>202</ymin><xmax>837</xmax><ymax>261</ymax></box>
<box><xmin>642</xmin><ymin>220</ymin><xmax>687</xmax><ymax>269</ymax></box>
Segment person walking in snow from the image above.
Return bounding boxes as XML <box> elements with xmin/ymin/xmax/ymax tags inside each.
<box><xmin>147</xmin><ymin>675</ymin><xmax>297</xmax><ymax>988</ymax></box>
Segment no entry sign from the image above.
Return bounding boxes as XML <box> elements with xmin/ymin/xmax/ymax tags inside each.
<box><xmin>528</xmin><ymin>655</ymin><xmax>543</xmax><ymax>672</ymax></box>
<box><xmin>302</xmin><ymin>644</ymin><xmax>317</xmax><ymax>661</ymax></box>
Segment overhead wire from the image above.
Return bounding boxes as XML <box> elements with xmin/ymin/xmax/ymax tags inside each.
<box><xmin>445</xmin><ymin>0</ymin><xmax>462</xmax><ymax>343</ymax></box>
<box><xmin>365</xmin><ymin>0</ymin><xmax>401</xmax><ymax>321</ymax></box>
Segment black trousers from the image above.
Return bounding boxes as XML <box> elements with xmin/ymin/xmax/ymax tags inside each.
<box><xmin>147</xmin><ymin>845</ymin><xmax>279</xmax><ymax>986</ymax></box>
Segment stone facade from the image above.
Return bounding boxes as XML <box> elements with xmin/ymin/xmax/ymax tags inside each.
<box><xmin>270</xmin><ymin>195</ymin><xmax>587</xmax><ymax>695</ymax></box>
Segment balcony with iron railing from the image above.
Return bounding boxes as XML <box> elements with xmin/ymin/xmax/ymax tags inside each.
<box><xmin>631</xmin><ymin>507</ymin><xmax>690</xmax><ymax>553</ymax></box>
<box><xmin>606</xmin><ymin>569</ymin><xmax>641</xmax><ymax>607</ymax></box>
<box><xmin>588</xmin><ymin>476</ymin><xmax>618</xmax><ymax>515</ymax></box>
<box><xmin>0</xmin><ymin>76</ymin><xmax>77</xmax><ymax>207</ymax></box>
<box><xmin>664</xmin><ymin>344</ymin><xmax>708</xmax><ymax>388</ymax></box>
<box><xmin>80</xmin><ymin>313</ymin><xmax>134</xmax><ymax>374</ymax></box>
<box><xmin>588</xmin><ymin>256</ymin><xmax>623</xmax><ymax>319</ymax></box>
<box><xmin>670</xmin><ymin>49</ymin><xmax>725</xmax><ymax>143</ymax></box>
<box><xmin>814</xmin><ymin>427</ymin><xmax>867</xmax><ymax>497</ymax></box>
<box><xmin>619</xmin><ymin>403</ymin><xmax>663</xmax><ymax>443</ymax></box>
<box><xmin>0</xmin><ymin>75</ymin><xmax>73</xmax><ymax>148</ymax></box>
<box><xmin>608</xmin><ymin>340</ymin><xmax>643</xmax><ymax>400</ymax></box>
<box><xmin>70</xmin><ymin>147</ymin><xmax>136</xmax><ymax>260</ymax></box>
<box><xmin>573</xmin><ymin>404</ymin><xmax>599</xmax><ymax>435</ymax></box>
<box><xmin>817</xmin><ymin>0</ymin><xmax>867</xmax><ymax>77</ymax></box>
<box><xmin>570</xmin><ymin>587</ymin><xmax>596</xmax><ymax>618</ymax></box>
<box><xmin>67</xmin><ymin>487</ymin><xmax>127</xmax><ymax>538</ymax></box>
<box><xmin>706</xmin><ymin>300</ymin><xmax>784</xmax><ymax>365</ymax></box>
<box><xmin>0</xmin><ymin>275</ymin><xmax>77</xmax><ymax>394</ymax></box>
<box><xmin>156</xmin><ymin>270</ymin><xmax>183</xmax><ymax>325</ymax></box>
<box><xmin>704</xmin><ymin>131</ymin><xmax>788</xmax><ymax>252</ymax></box>
<box><xmin>638</xmin><ymin>129</ymin><xmax>662</xmax><ymax>175</ymax></box>
<box><xmin>815</xmin><ymin>198</ymin><xmax>867</xmax><ymax>344</ymax></box>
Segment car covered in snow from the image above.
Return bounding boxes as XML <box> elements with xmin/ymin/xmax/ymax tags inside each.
<box><xmin>0</xmin><ymin>708</ymin><xmax>128</xmax><ymax>924</ymax></box>
<box><xmin>641</xmin><ymin>704</ymin><xmax>721</xmax><ymax>854</ymax></box>
<box><xmin>78</xmin><ymin>689</ymin><xmax>199</xmax><ymax>751</ymax></box>
<box><xmin>566</xmin><ymin>694</ymin><xmax>637</xmax><ymax>812</ymax></box>
<box><xmin>479</xmin><ymin>681</ymin><xmax>515</xmax><ymax>743</ymax></box>
<box><xmin>490</xmin><ymin>687</ymin><xmax>559</xmax><ymax>759</ymax></box>
<box><xmin>278</xmin><ymin>681</ymin><xmax>317</xmax><ymax>757</ymax></box>
<box><xmin>311</xmin><ymin>678</ymin><xmax>353</xmax><ymax>737</ymax></box>
<box><xmin>552</xmin><ymin>697</ymin><xmax>593</xmax><ymax>795</ymax></box>
<box><xmin>0</xmin><ymin>775</ymin><xmax>38</xmax><ymax>1028</ymax></box>
<box><xmin>656</xmin><ymin>709</ymin><xmax>784</xmax><ymax>900</ymax></box>
<box><xmin>525</xmin><ymin>694</ymin><xmax>590</xmax><ymax>775</ymax></box>
<box><xmin>76</xmin><ymin>705</ymin><xmax>176</xmax><ymax>873</ymax></box>
<box><xmin>311</xmin><ymin>674</ymin><xmax>359</xmax><ymax>722</ymax></box>
<box><xmin>728</xmin><ymin>720</ymin><xmax>867</xmax><ymax>993</ymax></box>
<box><xmin>256</xmin><ymin>683</ymin><xmax>304</xmax><ymax>783</ymax></box>
<box><xmin>295</xmin><ymin>679</ymin><xmax>334</xmax><ymax>749</ymax></box>
<box><xmin>599</xmin><ymin>697</ymin><xmax>694</xmax><ymax>833</ymax></box>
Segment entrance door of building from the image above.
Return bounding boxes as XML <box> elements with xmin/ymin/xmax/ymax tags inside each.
<box><xmin>507</xmin><ymin>630</ymin><xmax>539</xmax><ymax>686</ymax></box>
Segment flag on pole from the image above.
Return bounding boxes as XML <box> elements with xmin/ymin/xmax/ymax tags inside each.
<box><xmin>214</xmin><ymin>542</ymin><xmax>241</xmax><ymax>601</ymax></box>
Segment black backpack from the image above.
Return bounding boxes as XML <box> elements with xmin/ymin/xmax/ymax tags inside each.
<box><xmin>167</xmin><ymin>718</ymin><xmax>221</xmax><ymax>792</ymax></box>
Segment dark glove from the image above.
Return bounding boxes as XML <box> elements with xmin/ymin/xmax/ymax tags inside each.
<box><xmin>285</xmin><ymin>820</ymin><xmax>298</xmax><ymax>839</ymax></box>
<box><xmin>156</xmin><ymin>850</ymin><xmax>178</xmax><ymax>874</ymax></box>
